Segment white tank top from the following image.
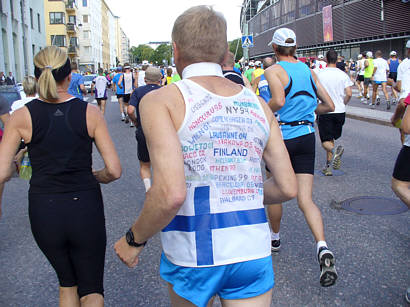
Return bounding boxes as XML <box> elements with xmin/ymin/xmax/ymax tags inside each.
<box><xmin>138</xmin><ymin>70</ymin><xmax>146</xmax><ymax>87</ymax></box>
<box><xmin>160</xmin><ymin>63</ymin><xmax>271</xmax><ymax>267</ymax></box>
<box><xmin>123</xmin><ymin>72</ymin><xmax>133</xmax><ymax>94</ymax></box>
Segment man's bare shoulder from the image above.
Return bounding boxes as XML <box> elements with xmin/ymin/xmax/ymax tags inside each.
<box><xmin>140</xmin><ymin>84</ymin><xmax>181</xmax><ymax>109</ymax></box>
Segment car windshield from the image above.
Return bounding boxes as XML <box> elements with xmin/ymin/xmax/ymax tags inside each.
<box><xmin>0</xmin><ymin>92</ymin><xmax>21</xmax><ymax>105</ymax></box>
<box><xmin>83</xmin><ymin>75</ymin><xmax>95</xmax><ymax>82</ymax></box>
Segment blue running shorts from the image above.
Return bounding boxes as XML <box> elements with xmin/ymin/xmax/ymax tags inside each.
<box><xmin>160</xmin><ymin>253</ymin><xmax>274</xmax><ymax>307</ymax></box>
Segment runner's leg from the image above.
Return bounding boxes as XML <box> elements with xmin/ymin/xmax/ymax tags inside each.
<box><xmin>59</xmin><ymin>286</ymin><xmax>80</xmax><ymax>307</ymax></box>
<box><xmin>100</xmin><ymin>100</ymin><xmax>106</xmax><ymax>115</ymax></box>
<box><xmin>167</xmin><ymin>284</ymin><xmax>215</xmax><ymax>307</ymax></box>
<box><xmin>80</xmin><ymin>293</ymin><xmax>104</xmax><ymax>307</ymax></box>
<box><xmin>372</xmin><ymin>83</ymin><xmax>378</xmax><ymax>105</ymax></box>
<box><xmin>391</xmin><ymin>178</ymin><xmax>410</xmax><ymax>206</ymax></box>
<box><xmin>118</xmin><ymin>97</ymin><xmax>124</xmax><ymax>120</ymax></box>
<box><xmin>220</xmin><ymin>289</ymin><xmax>272</xmax><ymax>307</ymax></box>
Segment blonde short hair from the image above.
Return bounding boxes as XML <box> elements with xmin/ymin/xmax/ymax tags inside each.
<box><xmin>34</xmin><ymin>46</ymin><xmax>68</xmax><ymax>101</ymax></box>
<box><xmin>172</xmin><ymin>6</ymin><xmax>228</xmax><ymax>64</ymax></box>
<box><xmin>22</xmin><ymin>76</ymin><xmax>37</xmax><ymax>96</ymax></box>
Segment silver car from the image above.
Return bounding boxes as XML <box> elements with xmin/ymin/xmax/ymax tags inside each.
<box><xmin>83</xmin><ymin>74</ymin><xmax>96</xmax><ymax>93</ymax></box>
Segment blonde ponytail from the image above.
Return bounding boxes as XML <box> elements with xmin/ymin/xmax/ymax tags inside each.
<box><xmin>33</xmin><ymin>46</ymin><xmax>69</xmax><ymax>101</ymax></box>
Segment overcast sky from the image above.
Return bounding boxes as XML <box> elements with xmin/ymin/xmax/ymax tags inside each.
<box><xmin>104</xmin><ymin>0</ymin><xmax>244</xmax><ymax>47</ymax></box>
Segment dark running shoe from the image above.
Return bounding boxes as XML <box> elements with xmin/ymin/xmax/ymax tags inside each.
<box><xmin>332</xmin><ymin>145</ymin><xmax>344</xmax><ymax>170</ymax></box>
<box><xmin>318</xmin><ymin>247</ymin><xmax>338</xmax><ymax>287</ymax></box>
<box><xmin>271</xmin><ymin>239</ymin><xmax>281</xmax><ymax>252</ymax></box>
<box><xmin>386</xmin><ymin>101</ymin><xmax>391</xmax><ymax>110</ymax></box>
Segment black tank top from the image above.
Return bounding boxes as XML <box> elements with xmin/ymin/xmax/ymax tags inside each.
<box><xmin>26</xmin><ymin>98</ymin><xmax>99</xmax><ymax>194</ymax></box>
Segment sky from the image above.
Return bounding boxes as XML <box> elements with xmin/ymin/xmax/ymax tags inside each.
<box><xmin>104</xmin><ymin>0</ymin><xmax>244</xmax><ymax>47</ymax></box>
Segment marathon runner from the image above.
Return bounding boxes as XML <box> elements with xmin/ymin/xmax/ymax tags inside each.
<box><xmin>127</xmin><ymin>67</ymin><xmax>162</xmax><ymax>192</ymax></box>
<box><xmin>251</xmin><ymin>60</ymin><xmax>264</xmax><ymax>95</ymax></box>
<box><xmin>244</xmin><ymin>61</ymin><xmax>255</xmax><ymax>83</ymax></box>
<box><xmin>387</xmin><ymin>51</ymin><xmax>401</xmax><ymax>105</ymax></box>
<box><xmin>112</xmin><ymin>67</ymin><xmax>126</xmax><ymax>121</ymax></box>
<box><xmin>137</xmin><ymin>61</ymin><xmax>149</xmax><ymax>87</ymax></box>
<box><xmin>357</xmin><ymin>54</ymin><xmax>365</xmax><ymax>99</ymax></box>
<box><xmin>114</xmin><ymin>6</ymin><xmax>297</xmax><ymax>306</ymax></box>
<box><xmin>91</xmin><ymin>68</ymin><xmax>111</xmax><ymax>115</ymax></box>
<box><xmin>371</xmin><ymin>50</ymin><xmax>391</xmax><ymax>109</ymax></box>
<box><xmin>67</xmin><ymin>62</ymin><xmax>86</xmax><ymax>100</ymax></box>
<box><xmin>222</xmin><ymin>51</ymin><xmax>245</xmax><ymax>85</ymax></box>
<box><xmin>252</xmin><ymin>57</ymin><xmax>275</xmax><ymax>102</ymax></box>
<box><xmin>317</xmin><ymin>50</ymin><xmax>353</xmax><ymax>176</ymax></box>
<box><xmin>264</xmin><ymin>27</ymin><xmax>337</xmax><ymax>287</ymax></box>
<box><xmin>363</xmin><ymin>51</ymin><xmax>374</xmax><ymax>105</ymax></box>
<box><xmin>118</xmin><ymin>63</ymin><xmax>136</xmax><ymax>127</ymax></box>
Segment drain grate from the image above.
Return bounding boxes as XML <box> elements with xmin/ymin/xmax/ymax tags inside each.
<box><xmin>340</xmin><ymin>196</ymin><xmax>408</xmax><ymax>215</ymax></box>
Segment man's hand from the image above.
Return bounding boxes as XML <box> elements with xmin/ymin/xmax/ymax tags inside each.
<box><xmin>114</xmin><ymin>236</ymin><xmax>144</xmax><ymax>268</ymax></box>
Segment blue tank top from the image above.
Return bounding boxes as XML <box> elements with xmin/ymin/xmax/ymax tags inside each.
<box><xmin>389</xmin><ymin>59</ymin><xmax>399</xmax><ymax>73</ymax></box>
<box><xmin>277</xmin><ymin>61</ymin><xmax>317</xmax><ymax>140</ymax></box>
<box><xmin>258</xmin><ymin>74</ymin><xmax>271</xmax><ymax>103</ymax></box>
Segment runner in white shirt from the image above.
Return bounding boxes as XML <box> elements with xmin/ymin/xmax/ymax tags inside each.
<box><xmin>317</xmin><ymin>50</ymin><xmax>353</xmax><ymax>176</ymax></box>
<box><xmin>118</xmin><ymin>63</ymin><xmax>136</xmax><ymax>127</ymax></box>
<box><xmin>313</xmin><ymin>54</ymin><xmax>327</xmax><ymax>74</ymax></box>
<box><xmin>92</xmin><ymin>68</ymin><xmax>111</xmax><ymax>115</ymax></box>
<box><xmin>356</xmin><ymin>54</ymin><xmax>366</xmax><ymax>100</ymax></box>
<box><xmin>372</xmin><ymin>50</ymin><xmax>391</xmax><ymax>109</ymax></box>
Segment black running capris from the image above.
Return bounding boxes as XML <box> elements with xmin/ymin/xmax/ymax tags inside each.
<box><xmin>393</xmin><ymin>145</ymin><xmax>410</xmax><ymax>182</ymax></box>
<box><xmin>28</xmin><ymin>187</ymin><xmax>106</xmax><ymax>298</ymax></box>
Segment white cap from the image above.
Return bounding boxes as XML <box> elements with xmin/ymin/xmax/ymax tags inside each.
<box><xmin>318</xmin><ymin>54</ymin><xmax>324</xmax><ymax>59</ymax></box>
<box><xmin>142</xmin><ymin>60</ymin><xmax>149</xmax><ymax>65</ymax></box>
<box><xmin>366</xmin><ymin>51</ymin><xmax>373</xmax><ymax>58</ymax></box>
<box><xmin>390</xmin><ymin>51</ymin><xmax>397</xmax><ymax>56</ymax></box>
<box><xmin>357</xmin><ymin>54</ymin><xmax>363</xmax><ymax>59</ymax></box>
<box><xmin>255</xmin><ymin>60</ymin><xmax>261</xmax><ymax>66</ymax></box>
<box><xmin>268</xmin><ymin>28</ymin><xmax>296</xmax><ymax>47</ymax></box>
<box><xmin>406</xmin><ymin>40</ymin><xmax>410</xmax><ymax>49</ymax></box>
<box><xmin>249</xmin><ymin>62</ymin><xmax>255</xmax><ymax>67</ymax></box>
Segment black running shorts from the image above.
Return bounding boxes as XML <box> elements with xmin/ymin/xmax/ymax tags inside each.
<box><xmin>116</xmin><ymin>94</ymin><xmax>123</xmax><ymax>99</ymax></box>
<box><xmin>318</xmin><ymin>113</ymin><xmax>346</xmax><ymax>143</ymax></box>
<box><xmin>393</xmin><ymin>145</ymin><xmax>410</xmax><ymax>182</ymax></box>
<box><xmin>28</xmin><ymin>187</ymin><xmax>106</xmax><ymax>298</ymax></box>
<box><xmin>357</xmin><ymin>75</ymin><xmax>364</xmax><ymax>82</ymax></box>
<box><xmin>388</xmin><ymin>72</ymin><xmax>397</xmax><ymax>83</ymax></box>
<box><xmin>135</xmin><ymin>128</ymin><xmax>150</xmax><ymax>162</ymax></box>
<box><xmin>123</xmin><ymin>94</ymin><xmax>131</xmax><ymax>103</ymax></box>
<box><xmin>267</xmin><ymin>132</ymin><xmax>315</xmax><ymax>175</ymax></box>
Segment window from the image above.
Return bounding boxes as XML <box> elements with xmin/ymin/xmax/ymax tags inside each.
<box><xmin>281</xmin><ymin>0</ymin><xmax>296</xmax><ymax>24</ymax></box>
<box><xmin>69</xmin><ymin>37</ymin><xmax>78</xmax><ymax>46</ymax></box>
<box><xmin>51</xmin><ymin>35</ymin><xmax>66</xmax><ymax>47</ymax></box>
<box><xmin>32</xmin><ymin>44</ymin><xmax>35</xmax><ymax>56</ymax></box>
<box><xmin>299</xmin><ymin>0</ymin><xmax>314</xmax><ymax>18</ymax></box>
<box><xmin>30</xmin><ymin>8</ymin><xmax>33</xmax><ymax>29</ymax></box>
<box><xmin>83</xmin><ymin>15</ymin><xmax>88</xmax><ymax>23</ymax></box>
<box><xmin>49</xmin><ymin>12</ymin><xmax>65</xmax><ymax>24</ymax></box>
<box><xmin>82</xmin><ymin>0</ymin><xmax>87</xmax><ymax>6</ymax></box>
<box><xmin>68</xmin><ymin>15</ymin><xmax>76</xmax><ymax>24</ymax></box>
<box><xmin>37</xmin><ymin>13</ymin><xmax>41</xmax><ymax>32</ymax></box>
<box><xmin>10</xmin><ymin>0</ymin><xmax>14</xmax><ymax>19</ymax></box>
<box><xmin>83</xmin><ymin>30</ymin><xmax>90</xmax><ymax>39</ymax></box>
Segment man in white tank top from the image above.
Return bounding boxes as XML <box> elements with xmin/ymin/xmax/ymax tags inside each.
<box><xmin>114</xmin><ymin>6</ymin><xmax>297</xmax><ymax>307</ymax></box>
<box><xmin>118</xmin><ymin>63</ymin><xmax>136</xmax><ymax>127</ymax></box>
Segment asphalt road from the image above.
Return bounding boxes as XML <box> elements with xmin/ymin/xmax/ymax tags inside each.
<box><xmin>0</xmin><ymin>91</ymin><xmax>408</xmax><ymax>306</ymax></box>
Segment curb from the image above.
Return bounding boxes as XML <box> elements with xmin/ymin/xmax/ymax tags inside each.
<box><xmin>345</xmin><ymin>113</ymin><xmax>391</xmax><ymax>127</ymax></box>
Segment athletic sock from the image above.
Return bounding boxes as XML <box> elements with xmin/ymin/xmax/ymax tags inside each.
<box><xmin>143</xmin><ymin>178</ymin><xmax>151</xmax><ymax>192</ymax></box>
<box><xmin>270</xmin><ymin>231</ymin><xmax>280</xmax><ymax>241</ymax></box>
<box><xmin>316</xmin><ymin>241</ymin><xmax>328</xmax><ymax>255</ymax></box>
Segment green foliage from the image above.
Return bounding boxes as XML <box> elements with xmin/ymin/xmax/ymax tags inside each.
<box><xmin>228</xmin><ymin>38</ymin><xmax>243</xmax><ymax>61</ymax></box>
<box><xmin>129</xmin><ymin>43</ymin><xmax>172</xmax><ymax>65</ymax></box>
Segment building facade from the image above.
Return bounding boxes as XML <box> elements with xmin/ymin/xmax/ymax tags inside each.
<box><xmin>44</xmin><ymin>0</ymin><xmax>79</xmax><ymax>63</ymax></box>
<box><xmin>120</xmin><ymin>27</ymin><xmax>130</xmax><ymax>64</ymax></box>
<box><xmin>0</xmin><ymin>0</ymin><xmax>46</xmax><ymax>82</ymax></box>
<box><xmin>241</xmin><ymin>0</ymin><xmax>410</xmax><ymax>61</ymax></box>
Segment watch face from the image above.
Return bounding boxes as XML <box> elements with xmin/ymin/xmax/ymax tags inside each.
<box><xmin>126</xmin><ymin>230</ymin><xmax>133</xmax><ymax>244</ymax></box>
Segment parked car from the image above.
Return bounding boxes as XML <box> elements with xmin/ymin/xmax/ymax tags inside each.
<box><xmin>83</xmin><ymin>74</ymin><xmax>96</xmax><ymax>93</ymax></box>
<box><xmin>0</xmin><ymin>85</ymin><xmax>22</xmax><ymax>108</ymax></box>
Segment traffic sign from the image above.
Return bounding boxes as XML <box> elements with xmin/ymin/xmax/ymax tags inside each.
<box><xmin>241</xmin><ymin>35</ymin><xmax>254</xmax><ymax>48</ymax></box>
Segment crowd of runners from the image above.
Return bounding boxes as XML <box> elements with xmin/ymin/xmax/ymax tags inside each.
<box><xmin>0</xmin><ymin>4</ymin><xmax>409</xmax><ymax>307</ymax></box>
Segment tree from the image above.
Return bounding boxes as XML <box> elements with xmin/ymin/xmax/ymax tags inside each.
<box><xmin>228</xmin><ymin>38</ymin><xmax>243</xmax><ymax>62</ymax></box>
<box><xmin>151</xmin><ymin>44</ymin><xmax>172</xmax><ymax>66</ymax></box>
<box><xmin>129</xmin><ymin>44</ymin><xmax>154</xmax><ymax>64</ymax></box>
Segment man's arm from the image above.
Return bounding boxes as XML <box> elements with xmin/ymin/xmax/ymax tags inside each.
<box><xmin>118</xmin><ymin>74</ymin><xmax>123</xmax><ymax>89</ymax></box>
<box><xmin>252</xmin><ymin>75</ymin><xmax>261</xmax><ymax>93</ymax></box>
<box><xmin>264</xmin><ymin>66</ymin><xmax>285</xmax><ymax>112</ymax></box>
<box><xmin>310</xmin><ymin>70</ymin><xmax>335</xmax><ymax>114</ymax></box>
<box><xmin>391</xmin><ymin>101</ymin><xmax>406</xmax><ymax>126</ymax></box>
<box><xmin>364</xmin><ymin>59</ymin><xmax>369</xmax><ymax>68</ymax></box>
<box><xmin>344</xmin><ymin>86</ymin><xmax>352</xmax><ymax>105</ymax></box>
<box><xmin>78</xmin><ymin>76</ymin><xmax>87</xmax><ymax>95</ymax></box>
<box><xmin>115</xmin><ymin>90</ymin><xmax>186</xmax><ymax>267</ymax></box>
<box><xmin>259</xmin><ymin>101</ymin><xmax>297</xmax><ymax>204</ymax></box>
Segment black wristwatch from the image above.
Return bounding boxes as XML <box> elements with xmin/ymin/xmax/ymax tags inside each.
<box><xmin>126</xmin><ymin>228</ymin><xmax>147</xmax><ymax>248</ymax></box>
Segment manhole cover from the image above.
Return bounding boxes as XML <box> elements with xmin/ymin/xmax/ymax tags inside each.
<box><xmin>341</xmin><ymin>196</ymin><xmax>408</xmax><ymax>215</ymax></box>
<box><xmin>315</xmin><ymin>169</ymin><xmax>345</xmax><ymax>177</ymax></box>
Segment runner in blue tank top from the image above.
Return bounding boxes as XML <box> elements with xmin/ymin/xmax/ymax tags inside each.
<box><xmin>263</xmin><ymin>28</ymin><xmax>338</xmax><ymax>287</ymax></box>
<box><xmin>387</xmin><ymin>51</ymin><xmax>401</xmax><ymax>104</ymax></box>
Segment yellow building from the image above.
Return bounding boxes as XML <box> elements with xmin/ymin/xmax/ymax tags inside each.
<box><xmin>43</xmin><ymin>0</ymin><xmax>79</xmax><ymax>61</ymax></box>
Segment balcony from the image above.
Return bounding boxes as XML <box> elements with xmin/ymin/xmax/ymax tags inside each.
<box><xmin>66</xmin><ymin>23</ymin><xmax>78</xmax><ymax>33</ymax></box>
<box><xmin>67</xmin><ymin>44</ymin><xmax>79</xmax><ymax>56</ymax></box>
<box><xmin>66</xmin><ymin>1</ymin><xmax>77</xmax><ymax>13</ymax></box>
